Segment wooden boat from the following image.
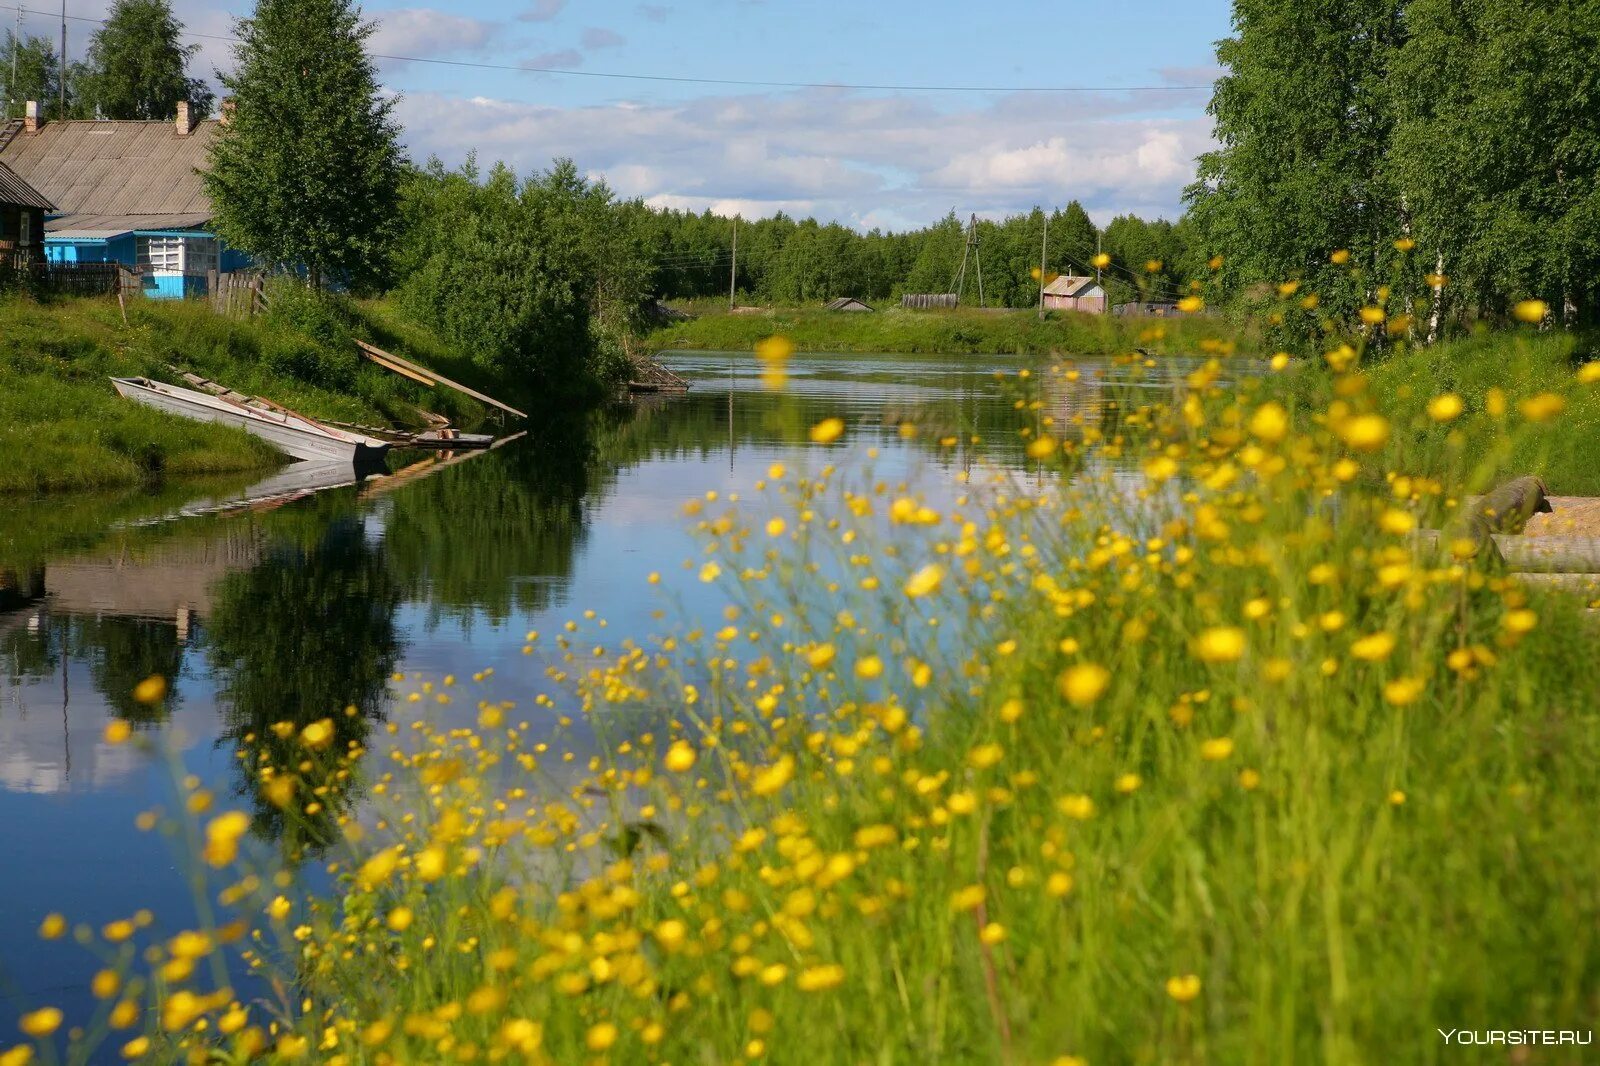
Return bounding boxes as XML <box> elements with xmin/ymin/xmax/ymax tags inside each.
<box><xmin>111</xmin><ymin>377</ymin><xmax>390</xmax><ymax>464</ymax></box>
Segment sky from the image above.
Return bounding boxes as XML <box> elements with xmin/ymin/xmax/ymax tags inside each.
<box><xmin>12</xmin><ymin>0</ymin><xmax>1235</xmax><ymax>230</ymax></box>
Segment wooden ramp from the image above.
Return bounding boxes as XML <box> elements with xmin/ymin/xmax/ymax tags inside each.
<box><xmin>629</xmin><ymin>354</ymin><xmax>690</xmax><ymax>393</ymax></box>
<box><xmin>356</xmin><ymin>340</ymin><xmax>527</xmax><ymax>419</ymax></box>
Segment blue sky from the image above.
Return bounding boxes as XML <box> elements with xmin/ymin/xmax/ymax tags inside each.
<box><xmin>32</xmin><ymin>0</ymin><xmax>1235</xmax><ymax>228</ymax></box>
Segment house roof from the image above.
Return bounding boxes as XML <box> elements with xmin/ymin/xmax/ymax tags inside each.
<box><xmin>825</xmin><ymin>297</ymin><xmax>873</xmax><ymax>311</ymax></box>
<box><xmin>1043</xmin><ymin>275</ymin><xmax>1104</xmax><ymax>298</ymax></box>
<box><xmin>44</xmin><ymin>212</ymin><xmax>213</xmax><ymax>239</ymax></box>
<box><xmin>0</xmin><ymin>160</ymin><xmax>53</xmax><ymax>211</ymax></box>
<box><xmin>0</xmin><ymin>119</ymin><xmax>219</xmax><ymax>218</ymax></box>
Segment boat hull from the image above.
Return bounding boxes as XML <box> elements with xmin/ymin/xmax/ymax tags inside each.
<box><xmin>112</xmin><ymin>378</ymin><xmax>389</xmax><ymax>464</ymax></box>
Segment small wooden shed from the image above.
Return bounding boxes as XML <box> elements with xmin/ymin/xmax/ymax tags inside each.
<box><xmin>0</xmin><ymin>160</ymin><xmax>51</xmax><ymax>269</ymax></box>
<box><xmin>825</xmin><ymin>297</ymin><xmax>874</xmax><ymax>312</ymax></box>
<box><xmin>1042</xmin><ymin>275</ymin><xmax>1107</xmax><ymax>313</ymax></box>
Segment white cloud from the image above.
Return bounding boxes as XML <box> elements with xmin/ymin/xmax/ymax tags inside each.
<box><xmin>519</xmin><ymin>0</ymin><xmax>567</xmax><ymax>22</ymax></box>
<box><xmin>521</xmin><ymin>49</ymin><xmax>584</xmax><ymax>70</ymax></box>
<box><xmin>394</xmin><ymin>87</ymin><xmax>1214</xmax><ymax>229</ymax></box>
<box><xmin>369</xmin><ymin>9</ymin><xmax>499</xmax><ymax>59</ymax></box>
<box><xmin>580</xmin><ymin>27</ymin><xmax>626</xmax><ymax>49</ymax></box>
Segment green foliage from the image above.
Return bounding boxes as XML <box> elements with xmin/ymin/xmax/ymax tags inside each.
<box><xmin>395</xmin><ymin>159</ymin><xmax>608</xmax><ymax>399</ymax></box>
<box><xmin>1191</xmin><ymin>0</ymin><xmax>1600</xmax><ymax>333</ymax></box>
<box><xmin>1390</xmin><ymin>0</ymin><xmax>1600</xmax><ymax>327</ymax></box>
<box><xmin>204</xmin><ymin>0</ymin><xmax>403</xmax><ymax>289</ymax></box>
<box><xmin>1</xmin><ymin>32</ymin><xmax>74</xmax><ymax>120</ymax></box>
<box><xmin>75</xmin><ymin>0</ymin><xmax>212</xmax><ymax>121</ymax></box>
<box><xmin>641</xmin><ymin>200</ymin><xmax>1173</xmax><ymax>311</ymax></box>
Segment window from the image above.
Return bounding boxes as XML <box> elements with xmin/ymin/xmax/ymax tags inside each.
<box><xmin>138</xmin><ymin>236</ymin><xmax>183</xmax><ymax>275</ymax></box>
<box><xmin>185</xmin><ymin>237</ymin><xmax>218</xmax><ymax>277</ymax></box>
<box><xmin>19</xmin><ymin>211</ymin><xmax>30</xmax><ymax>247</ymax></box>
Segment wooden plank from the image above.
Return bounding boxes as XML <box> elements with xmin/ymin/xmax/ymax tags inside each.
<box><xmin>363</xmin><ymin>348</ymin><xmax>438</xmax><ymax>387</ymax></box>
<box><xmin>355</xmin><ymin>339</ymin><xmax>527</xmax><ymax>419</ymax></box>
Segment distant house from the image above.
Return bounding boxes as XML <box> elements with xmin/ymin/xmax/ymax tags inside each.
<box><xmin>824</xmin><ymin>297</ymin><xmax>874</xmax><ymax>312</ymax></box>
<box><xmin>1113</xmin><ymin>301</ymin><xmax>1180</xmax><ymax>317</ymax></box>
<box><xmin>1042</xmin><ymin>275</ymin><xmax>1107</xmax><ymax>313</ymax></box>
<box><xmin>0</xmin><ymin>159</ymin><xmax>51</xmax><ymax>268</ymax></box>
<box><xmin>0</xmin><ymin>101</ymin><xmax>249</xmax><ymax>298</ymax></box>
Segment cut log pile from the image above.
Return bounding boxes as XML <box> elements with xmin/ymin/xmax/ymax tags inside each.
<box><xmin>1422</xmin><ymin>475</ymin><xmax>1600</xmax><ymax>608</ymax></box>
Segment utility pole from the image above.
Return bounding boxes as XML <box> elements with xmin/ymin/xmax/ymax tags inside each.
<box><xmin>1037</xmin><ymin>210</ymin><xmax>1049</xmax><ymax>318</ymax></box>
<box><xmin>973</xmin><ymin>214</ymin><xmax>984</xmax><ymax>309</ymax></box>
<box><xmin>58</xmin><ymin>0</ymin><xmax>66</xmax><ymax>119</ymax></box>
<box><xmin>953</xmin><ymin>213</ymin><xmax>985</xmax><ymax>308</ymax></box>
<box><xmin>10</xmin><ymin>4</ymin><xmax>20</xmax><ymax>116</ymax></box>
<box><xmin>728</xmin><ymin>218</ymin><xmax>738</xmax><ymax>311</ymax></box>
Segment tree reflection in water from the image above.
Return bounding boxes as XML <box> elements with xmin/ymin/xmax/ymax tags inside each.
<box><xmin>206</xmin><ymin>513</ymin><xmax>401</xmax><ymax>863</ymax></box>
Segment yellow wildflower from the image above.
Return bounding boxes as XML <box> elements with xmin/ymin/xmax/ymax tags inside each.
<box><xmin>1427</xmin><ymin>393</ymin><xmax>1464</xmax><ymax>422</ymax></box>
<box><xmin>1165</xmin><ymin>974</ymin><xmax>1202</xmax><ymax>1003</ymax></box>
<box><xmin>809</xmin><ymin>417</ymin><xmax>845</xmax><ymax>444</ymax></box>
<box><xmin>1193</xmin><ymin>626</ymin><xmax>1246</xmax><ymax>664</ymax></box>
<box><xmin>904</xmin><ymin>563</ymin><xmax>945</xmax><ymax>599</ymax></box>
<box><xmin>1058</xmin><ymin>663</ymin><xmax>1110</xmax><ymax>706</ymax></box>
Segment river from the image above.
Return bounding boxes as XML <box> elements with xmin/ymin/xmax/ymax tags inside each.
<box><xmin>0</xmin><ymin>348</ymin><xmax>1164</xmax><ymax>1034</ymax></box>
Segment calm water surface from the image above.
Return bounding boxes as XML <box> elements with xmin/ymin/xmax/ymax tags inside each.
<box><xmin>0</xmin><ymin>349</ymin><xmax>1173</xmax><ymax>1035</ymax></box>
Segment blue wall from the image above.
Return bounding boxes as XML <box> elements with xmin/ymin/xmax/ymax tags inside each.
<box><xmin>43</xmin><ymin>231</ymin><xmax>253</xmax><ymax>300</ymax></box>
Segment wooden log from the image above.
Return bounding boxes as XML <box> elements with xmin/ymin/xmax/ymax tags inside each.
<box><xmin>1497</xmin><ymin>536</ymin><xmax>1600</xmax><ymax>573</ymax></box>
<box><xmin>1415</xmin><ymin>530</ymin><xmax>1600</xmax><ymax>572</ymax></box>
<box><xmin>1469</xmin><ymin>475</ymin><xmax>1552</xmax><ymax>533</ymax></box>
<box><xmin>1513</xmin><ymin>572</ymin><xmax>1600</xmax><ymax>597</ymax></box>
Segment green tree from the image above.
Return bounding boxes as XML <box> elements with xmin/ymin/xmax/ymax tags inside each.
<box><xmin>2</xmin><ymin>32</ymin><xmax>73</xmax><ymax>120</ymax></box>
<box><xmin>1049</xmin><ymin>201</ymin><xmax>1101</xmax><ymax>278</ymax></box>
<box><xmin>396</xmin><ymin>159</ymin><xmax>599</xmax><ymax>398</ymax></box>
<box><xmin>76</xmin><ymin>0</ymin><xmax>213</xmax><ymax>121</ymax></box>
<box><xmin>204</xmin><ymin>0</ymin><xmax>402</xmax><ymax>289</ymax></box>
<box><xmin>1392</xmin><ymin>0</ymin><xmax>1600</xmax><ymax>329</ymax></box>
<box><xmin>1188</xmin><ymin>0</ymin><xmax>1407</xmax><ymax>328</ymax></box>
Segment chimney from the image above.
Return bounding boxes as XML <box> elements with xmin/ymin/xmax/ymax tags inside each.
<box><xmin>176</xmin><ymin>101</ymin><xmax>193</xmax><ymax>136</ymax></box>
<box><xmin>219</xmin><ymin>98</ymin><xmax>235</xmax><ymax>127</ymax></box>
<box><xmin>23</xmin><ymin>100</ymin><xmax>39</xmax><ymax>134</ymax></box>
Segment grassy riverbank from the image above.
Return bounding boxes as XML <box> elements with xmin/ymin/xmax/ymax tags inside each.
<box><xmin>646</xmin><ymin>304</ymin><xmax>1253</xmax><ymax>357</ymax></box>
<box><xmin>0</xmin><ymin>294</ymin><xmax>488</xmax><ymax>495</ymax></box>
<box><xmin>1276</xmin><ymin>330</ymin><xmax>1600</xmax><ymax>495</ymax></box>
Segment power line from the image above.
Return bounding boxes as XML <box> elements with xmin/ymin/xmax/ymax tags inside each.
<box><xmin>2</xmin><ymin>4</ymin><xmax>1212</xmax><ymax>96</ymax></box>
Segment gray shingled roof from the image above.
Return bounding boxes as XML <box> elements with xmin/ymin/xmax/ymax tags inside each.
<box><xmin>0</xmin><ymin>119</ymin><xmax>218</xmax><ymax>218</ymax></box>
<box><xmin>1043</xmin><ymin>275</ymin><xmax>1103</xmax><ymax>297</ymax></box>
<box><xmin>0</xmin><ymin>160</ymin><xmax>53</xmax><ymax>211</ymax></box>
<box><xmin>45</xmin><ymin>212</ymin><xmax>213</xmax><ymax>238</ymax></box>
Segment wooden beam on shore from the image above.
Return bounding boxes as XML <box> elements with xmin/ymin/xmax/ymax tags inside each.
<box><xmin>1417</xmin><ymin>530</ymin><xmax>1600</xmax><ymax>573</ymax></box>
<box><xmin>1513</xmin><ymin>572</ymin><xmax>1600</xmax><ymax>597</ymax></box>
<box><xmin>355</xmin><ymin>339</ymin><xmax>527</xmax><ymax>420</ymax></box>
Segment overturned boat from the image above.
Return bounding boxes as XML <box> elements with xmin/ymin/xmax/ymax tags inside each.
<box><xmin>111</xmin><ymin>377</ymin><xmax>390</xmax><ymax>464</ymax></box>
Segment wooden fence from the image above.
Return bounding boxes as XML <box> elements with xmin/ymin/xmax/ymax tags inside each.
<box><xmin>901</xmin><ymin>293</ymin><xmax>959</xmax><ymax>310</ymax></box>
<box><xmin>0</xmin><ymin>258</ymin><xmax>134</xmax><ymax>296</ymax></box>
<box><xmin>210</xmin><ymin>271</ymin><xmax>268</xmax><ymax>317</ymax></box>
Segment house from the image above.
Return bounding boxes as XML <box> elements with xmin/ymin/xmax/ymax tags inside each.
<box><xmin>824</xmin><ymin>297</ymin><xmax>874</xmax><ymax>312</ymax></box>
<box><xmin>1113</xmin><ymin>301</ymin><xmax>1180</xmax><ymax>317</ymax></box>
<box><xmin>0</xmin><ymin>159</ymin><xmax>52</xmax><ymax>269</ymax></box>
<box><xmin>0</xmin><ymin>100</ymin><xmax>249</xmax><ymax>298</ymax></box>
<box><xmin>1042</xmin><ymin>275</ymin><xmax>1107</xmax><ymax>313</ymax></box>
